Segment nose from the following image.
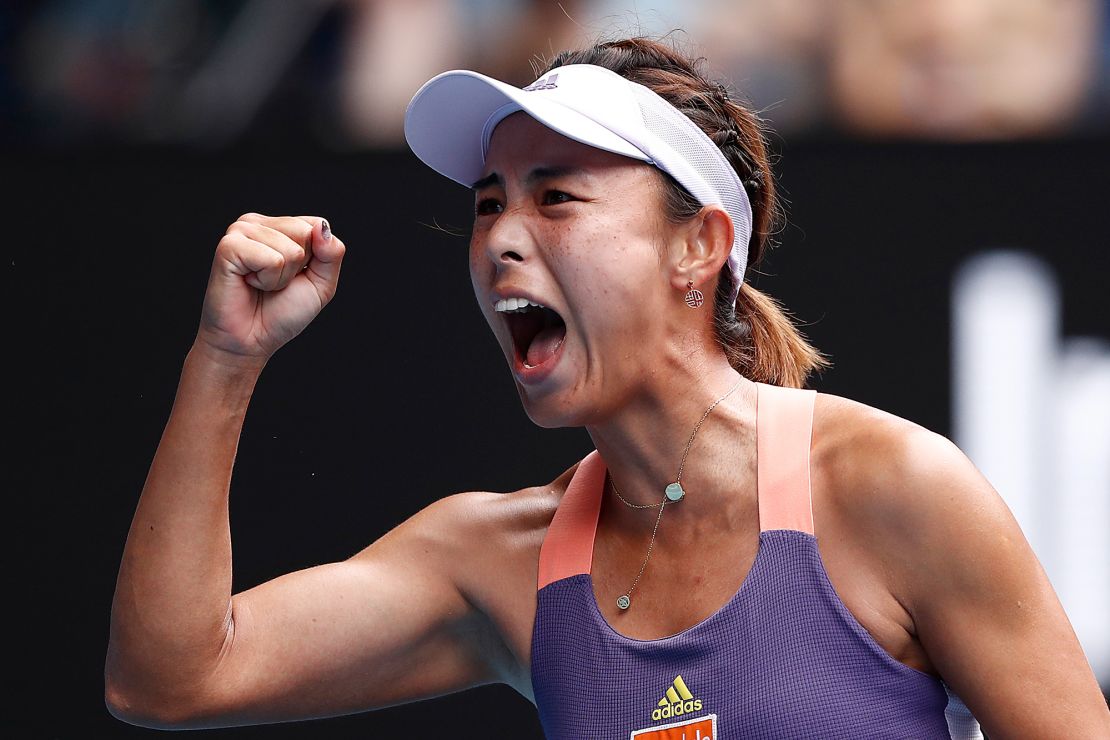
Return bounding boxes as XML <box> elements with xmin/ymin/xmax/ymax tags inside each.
<box><xmin>483</xmin><ymin>203</ymin><xmax>531</xmax><ymax>268</ymax></box>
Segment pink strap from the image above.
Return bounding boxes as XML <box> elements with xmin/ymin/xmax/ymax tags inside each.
<box><xmin>756</xmin><ymin>382</ymin><xmax>817</xmax><ymax>535</ymax></box>
<box><xmin>537</xmin><ymin>450</ymin><xmax>606</xmax><ymax>589</ymax></box>
<box><xmin>537</xmin><ymin>384</ymin><xmax>817</xmax><ymax>589</ymax></box>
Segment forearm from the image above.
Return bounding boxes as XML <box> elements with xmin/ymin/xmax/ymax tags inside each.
<box><xmin>106</xmin><ymin>341</ymin><xmax>265</xmax><ymax>714</ymax></box>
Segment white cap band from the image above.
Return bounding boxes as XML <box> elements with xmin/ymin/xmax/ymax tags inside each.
<box><xmin>404</xmin><ymin>63</ymin><xmax>753</xmax><ymax>304</ymax></box>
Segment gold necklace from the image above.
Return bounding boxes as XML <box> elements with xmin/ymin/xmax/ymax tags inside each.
<box><xmin>607</xmin><ymin>376</ymin><xmax>743</xmax><ymax>610</ymax></box>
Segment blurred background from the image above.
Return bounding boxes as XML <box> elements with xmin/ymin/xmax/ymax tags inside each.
<box><xmin>5</xmin><ymin>0</ymin><xmax>1110</xmax><ymax>147</ymax></box>
<box><xmin>7</xmin><ymin>0</ymin><xmax>1108</xmax><ymax>737</ymax></box>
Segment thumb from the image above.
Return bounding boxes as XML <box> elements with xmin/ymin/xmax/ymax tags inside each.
<box><xmin>300</xmin><ymin>218</ymin><xmax>346</xmax><ymax>301</ymax></box>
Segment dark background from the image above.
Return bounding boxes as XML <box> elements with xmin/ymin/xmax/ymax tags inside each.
<box><xmin>8</xmin><ymin>0</ymin><xmax>1110</xmax><ymax>735</ymax></box>
<box><xmin>9</xmin><ymin>132</ymin><xmax>1109</xmax><ymax>737</ymax></box>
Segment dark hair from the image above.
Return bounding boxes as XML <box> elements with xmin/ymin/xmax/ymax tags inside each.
<box><xmin>540</xmin><ymin>38</ymin><xmax>831</xmax><ymax>388</ymax></box>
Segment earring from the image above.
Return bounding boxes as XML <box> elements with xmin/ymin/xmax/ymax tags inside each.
<box><xmin>684</xmin><ymin>280</ymin><xmax>704</xmax><ymax>308</ymax></box>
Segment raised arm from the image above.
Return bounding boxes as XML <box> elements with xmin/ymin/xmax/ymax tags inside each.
<box><xmin>105</xmin><ymin>215</ymin><xmax>508</xmax><ymax>728</ymax></box>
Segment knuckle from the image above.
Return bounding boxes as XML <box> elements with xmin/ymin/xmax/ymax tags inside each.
<box><xmin>216</xmin><ymin>232</ymin><xmax>242</xmax><ymax>251</ymax></box>
<box><xmin>225</xmin><ymin>221</ymin><xmax>249</xmax><ymax>236</ymax></box>
<box><xmin>238</xmin><ymin>212</ymin><xmax>263</xmax><ymax>223</ymax></box>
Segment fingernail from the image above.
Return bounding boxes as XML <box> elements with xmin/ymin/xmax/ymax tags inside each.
<box><xmin>321</xmin><ymin>219</ymin><xmax>332</xmax><ymax>241</ymax></box>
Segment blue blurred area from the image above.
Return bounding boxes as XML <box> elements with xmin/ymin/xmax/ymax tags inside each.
<box><xmin>5</xmin><ymin>0</ymin><xmax>1109</xmax><ymax>149</ymax></box>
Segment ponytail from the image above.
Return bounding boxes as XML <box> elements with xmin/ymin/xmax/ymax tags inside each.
<box><xmin>718</xmin><ymin>280</ymin><xmax>830</xmax><ymax>389</ymax></box>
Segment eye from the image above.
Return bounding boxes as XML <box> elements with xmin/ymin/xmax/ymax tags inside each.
<box><xmin>542</xmin><ymin>190</ymin><xmax>575</xmax><ymax>206</ymax></box>
<box><xmin>475</xmin><ymin>197</ymin><xmax>503</xmax><ymax>216</ymax></box>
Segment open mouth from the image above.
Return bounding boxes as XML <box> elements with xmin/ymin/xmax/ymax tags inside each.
<box><xmin>498</xmin><ymin>299</ymin><xmax>567</xmax><ymax>368</ymax></box>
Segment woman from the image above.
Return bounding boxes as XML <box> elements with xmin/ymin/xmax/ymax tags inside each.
<box><xmin>105</xmin><ymin>38</ymin><xmax>1109</xmax><ymax>737</ymax></box>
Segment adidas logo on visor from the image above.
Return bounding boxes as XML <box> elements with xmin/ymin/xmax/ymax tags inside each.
<box><xmin>523</xmin><ymin>73</ymin><xmax>559</xmax><ymax>91</ymax></box>
<box><xmin>651</xmin><ymin>675</ymin><xmax>703</xmax><ymax>721</ymax></box>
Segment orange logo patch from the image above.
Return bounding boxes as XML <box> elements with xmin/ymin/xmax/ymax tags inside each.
<box><xmin>630</xmin><ymin>713</ymin><xmax>717</xmax><ymax>740</ymax></box>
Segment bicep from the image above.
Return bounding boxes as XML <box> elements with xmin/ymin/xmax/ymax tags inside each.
<box><xmin>191</xmin><ymin>498</ymin><xmax>501</xmax><ymax>726</ymax></box>
<box><xmin>893</xmin><ymin>434</ymin><xmax>1109</xmax><ymax>738</ymax></box>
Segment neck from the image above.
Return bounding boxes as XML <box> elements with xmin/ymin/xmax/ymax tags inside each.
<box><xmin>586</xmin><ymin>352</ymin><xmax>756</xmax><ymax>519</ymax></box>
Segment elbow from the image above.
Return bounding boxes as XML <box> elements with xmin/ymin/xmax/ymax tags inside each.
<box><xmin>104</xmin><ymin>680</ymin><xmax>155</xmax><ymax>728</ymax></box>
<box><xmin>104</xmin><ymin>683</ymin><xmax>164</xmax><ymax>729</ymax></box>
<box><xmin>104</xmin><ymin>607</ymin><xmax>242</xmax><ymax>729</ymax></box>
<box><xmin>104</xmin><ymin>674</ymin><xmax>207</xmax><ymax>730</ymax></box>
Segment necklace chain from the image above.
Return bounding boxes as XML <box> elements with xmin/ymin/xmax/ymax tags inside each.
<box><xmin>609</xmin><ymin>477</ymin><xmax>663</xmax><ymax>509</ymax></box>
<box><xmin>608</xmin><ymin>376</ymin><xmax>744</xmax><ymax>610</ymax></box>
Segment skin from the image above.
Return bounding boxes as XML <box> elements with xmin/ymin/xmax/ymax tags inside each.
<box><xmin>105</xmin><ymin>113</ymin><xmax>1110</xmax><ymax>737</ymax></box>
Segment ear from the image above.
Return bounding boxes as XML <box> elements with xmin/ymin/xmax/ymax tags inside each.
<box><xmin>668</xmin><ymin>206</ymin><xmax>735</xmax><ymax>294</ymax></box>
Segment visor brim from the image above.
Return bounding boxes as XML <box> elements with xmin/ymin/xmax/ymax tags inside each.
<box><xmin>404</xmin><ymin>70</ymin><xmax>650</xmax><ymax>188</ymax></box>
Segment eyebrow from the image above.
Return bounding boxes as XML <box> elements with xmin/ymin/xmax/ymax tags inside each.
<box><xmin>470</xmin><ymin>166</ymin><xmax>588</xmax><ymax>191</ymax></box>
<box><xmin>471</xmin><ymin>172</ymin><xmax>501</xmax><ymax>191</ymax></box>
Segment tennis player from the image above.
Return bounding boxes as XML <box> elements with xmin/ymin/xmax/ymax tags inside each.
<box><xmin>106</xmin><ymin>38</ymin><xmax>1110</xmax><ymax>738</ymax></box>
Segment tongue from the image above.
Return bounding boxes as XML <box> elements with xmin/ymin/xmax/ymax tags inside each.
<box><xmin>525</xmin><ymin>324</ymin><xmax>566</xmax><ymax>367</ymax></box>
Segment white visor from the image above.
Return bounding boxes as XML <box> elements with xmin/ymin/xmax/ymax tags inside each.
<box><xmin>404</xmin><ymin>63</ymin><xmax>753</xmax><ymax>304</ymax></box>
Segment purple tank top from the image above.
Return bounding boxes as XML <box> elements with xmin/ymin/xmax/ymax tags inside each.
<box><xmin>529</xmin><ymin>382</ymin><xmax>968</xmax><ymax>739</ymax></box>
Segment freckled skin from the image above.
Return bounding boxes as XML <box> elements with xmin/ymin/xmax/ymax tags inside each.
<box><xmin>469</xmin><ymin>112</ymin><xmax>696</xmax><ymax>429</ymax></box>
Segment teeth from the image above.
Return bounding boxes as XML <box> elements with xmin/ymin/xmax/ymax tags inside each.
<box><xmin>495</xmin><ymin>297</ymin><xmax>547</xmax><ymax>314</ymax></box>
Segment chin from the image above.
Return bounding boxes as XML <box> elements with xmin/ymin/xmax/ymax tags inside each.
<box><xmin>513</xmin><ymin>372</ymin><xmax>605</xmax><ymax>430</ymax></box>
<box><xmin>515</xmin><ymin>384</ymin><xmax>583</xmax><ymax>430</ymax></box>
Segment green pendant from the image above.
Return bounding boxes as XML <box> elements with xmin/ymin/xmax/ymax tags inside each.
<box><xmin>665</xmin><ymin>482</ymin><xmax>685</xmax><ymax>502</ymax></box>
<box><xmin>616</xmin><ymin>594</ymin><xmax>631</xmax><ymax>610</ymax></box>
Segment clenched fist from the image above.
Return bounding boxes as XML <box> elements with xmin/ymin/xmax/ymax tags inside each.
<box><xmin>194</xmin><ymin>213</ymin><xmax>346</xmax><ymax>366</ymax></box>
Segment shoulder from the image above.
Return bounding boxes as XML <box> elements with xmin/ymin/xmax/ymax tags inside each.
<box><xmin>382</xmin><ymin>460</ymin><xmax>582</xmax><ymax>582</ymax></box>
<box><xmin>812</xmin><ymin>390</ymin><xmax>1003</xmax><ymax>531</ymax></box>
<box><xmin>811</xmin><ymin>390</ymin><xmax>1030</xmax><ymax>604</ymax></box>
<box><xmin>408</xmin><ymin>461</ymin><xmax>585</xmax><ymax>686</ymax></box>
<box><xmin>416</xmin><ymin>460</ymin><xmax>579</xmax><ymax>541</ymax></box>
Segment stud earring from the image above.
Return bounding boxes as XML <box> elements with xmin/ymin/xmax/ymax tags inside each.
<box><xmin>684</xmin><ymin>280</ymin><xmax>704</xmax><ymax>308</ymax></box>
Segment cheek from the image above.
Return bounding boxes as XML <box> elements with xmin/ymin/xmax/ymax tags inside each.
<box><xmin>468</xmin><ymin>241</ymin><xmax>497</xmax><ymax>324</ymax></box>
<box><xmin>575</xmin><ymin>217</ymin><xmax>661</xmax><ymax>297</ymax></box>
<box><xmin>468</xmin><ymin>236</ymin><xmax>490</xmax><ymax>284</ymax></box>
<box><xmin>559</xmin><ymin>224</ymin><xmax>662</xmax><ymax>333</ymax></box>
<box><xmin>467</xmin><ymin>264</ymin><xmax>501</xmax><ymax>335</ymax></box>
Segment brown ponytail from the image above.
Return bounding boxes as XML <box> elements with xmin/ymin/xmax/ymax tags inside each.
<box><xmin>540</xmin><ymin>38</ymin><xmax>831</xmax><ymax>389</ymax></box>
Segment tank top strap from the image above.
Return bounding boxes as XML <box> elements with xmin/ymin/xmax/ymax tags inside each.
<box><xmin>537</xmin><ymin>450</ymin><xmax>606</xmax><ymax>589</ymax></box>
<box><xmin>756</xmin><ymin>381</ymin><xmax>817</xmax><ymax>535</ymax></box>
